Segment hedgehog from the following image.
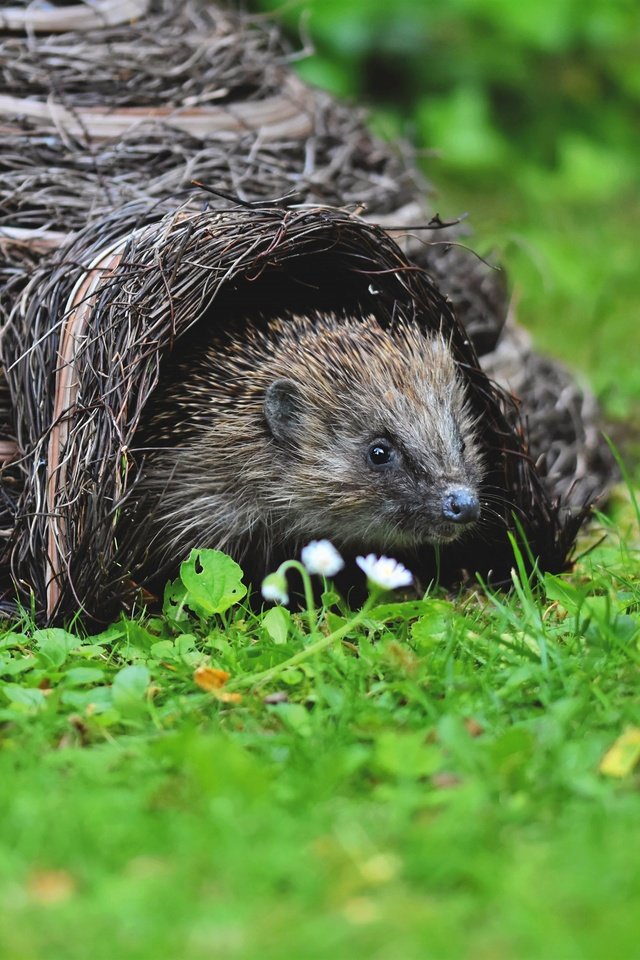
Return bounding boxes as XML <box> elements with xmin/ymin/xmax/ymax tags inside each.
<box><xmin>132</xmin><ymin>309</ymin><xmax>485</xmax><ymax>585</ymax></box>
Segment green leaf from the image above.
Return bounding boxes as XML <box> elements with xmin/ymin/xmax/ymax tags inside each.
<box><xmin>369</xmin><ymin>600</ymin><xmax>435</xmax><ymax>622</ymax></box>
<box><xmin>163</xmin><ymin>578</ymin><xmax>189</xmax><ymax>621</ymax></box>
<box><xmin>488</xmin><ymin>727</ymin><xmax>535</xmax><ymax>786</ymax></box>
<box><xmin>2</xmin><ymin>684</ymin><xmax>47</xmax><ymax>711</ymax></box>
<box><xmin>61</xmin><ymin>686</ymin><xmax>113</xmax><ymax>712</ymax></box>
<box><xmin>544</xmin><ymin>574</ymin><xmax>583</xmax><ymax>614</ymax></box>
<box><xmin>124</xmin><ymin>620</ymin><xmax>160</xmax><ymax>652</ymax></box>
<box><xmin>63</xmin><ymin>667</ymin><xmax>105</xmax><ymax>686</ymax></box>
<box><xmin>34</xmin><ymin>628</ymin><xmax>81</xmax><ymax>667</ymax></box>
<box><xmin>374</xmin><ymin>730</ymin><xmax>442</xmax><ymax>779</ymax></box>
<box><xmin>262</xmin><ymin>607</ymin><xmax>291</xmax><ymax>645</ymax></box>
<box><xmin>271</xmin><ymin>702</ymin><xmax>312</xmax><ymax>737</ymax></box>
<box><xmin>0</xmin><ymin>654</ymin><xmax>35</xmax><ymax>677</ymax></box>
<box><xmin>580</xmin><ymin>595</ymin><xmax>613</xmax><ymax>624</ymax></box>
<box><xmin>411</xmin><ymin>602</ymin><xmax>456</xmax><ymax>645</ymax></box>
<box><xmin>320</xmin><ymin>589</ymin><xmax>341</xmax><ymax>609</ymax></box>
<box><xmin>175</xmin><ymin>634</ymin><xmax>197</xmax><ymax>656</ymax></box>
<box><xmin>179</xmin><ymin>549</ymin><xmax>247</xmax><ymax>616</ymax></box>
<box><xmin>86</xmin><ymin>624</ymin><xmax>125</xmax><ymax>646</ymax></box>
<box><xmin>0</xmin><ymin>633</ymin><xmax>29</xmax><ymax>650</ymax></box>
<box><xmin>111</xmin><ymin>665</ymin><xmax>151</xmax><ymax>712</ymax></box>
<box><xmin>150</xmin><ymin>640</ymin><xmax>178</xmax><ymax>662</ymax></box>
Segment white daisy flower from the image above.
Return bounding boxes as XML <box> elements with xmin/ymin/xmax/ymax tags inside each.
<box><xmin>356</xmin><ymin>554</ymin><xmax>413</xmax><ymax>590</ymax></box>
<box><xmin>261</xmin><ymin>573</ymin><xmax>289</xmax><ymax>606</ymax></box>
<box><xmin>300</xmin><ymin>539</ymin><xmax>345</xmax><ymax>577</ymax></box>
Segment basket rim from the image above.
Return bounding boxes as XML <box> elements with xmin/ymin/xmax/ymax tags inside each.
<box><xmin>0</xmin><ymin>0</ymin><xmax>150</xmax><ymax>33</ymax></box>
<box><xmin>0</xmin><ymin>73</ymin><xmax>316</xmax><ymax>142</ymax></box>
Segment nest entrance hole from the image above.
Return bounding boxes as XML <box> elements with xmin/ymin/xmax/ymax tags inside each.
<box><xmin>156</xmin><ymin>249</ymin><xmax>413</xmax><ymax>377</ymax></box>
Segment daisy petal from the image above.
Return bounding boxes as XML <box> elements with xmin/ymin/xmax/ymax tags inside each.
<box><xmin>356</xmin><ymin>554</ymin><xmax>413</xmax><ymax>590</ymax></box>
<box><xmin>300</xmin><ymin>539</ymin><xmax>345</xmax><ymax>577</ymax></box>
<box><xmin>261</xmin><ymin>574</ymin><xmax>289</xmax><ymax>606</ymax></box>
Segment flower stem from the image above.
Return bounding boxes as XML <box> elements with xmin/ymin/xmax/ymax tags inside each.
<box><xmin>231</xmin><ymin>593</ymin><xmax>379</xmax><ymax>691</ymax></box>
<box><xmin>277</xmin><ymin>559</ymin><xmax>317</xmax><ymax>635</ymax></box>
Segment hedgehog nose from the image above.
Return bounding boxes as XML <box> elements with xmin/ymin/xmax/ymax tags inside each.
<box><xmin>442</xmin><ymin>487</ymin><xmax>481</xmax><ymax>524</ymax></box>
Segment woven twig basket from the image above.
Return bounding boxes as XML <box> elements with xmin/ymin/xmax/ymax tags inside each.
<box><xmin>4</xmin><ymin>201</ymin><xmax>580</xmax><ymax>622</ymax></box>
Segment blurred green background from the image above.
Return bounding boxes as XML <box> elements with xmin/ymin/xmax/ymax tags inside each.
<box><xmin>252</xmin><ymin>0</ymin><xmax>640</xmax><ymax>428</ymax></box>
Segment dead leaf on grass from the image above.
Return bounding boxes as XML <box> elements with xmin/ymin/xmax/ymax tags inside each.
<box><xmin>193</xmin><ymin>665</ymin><xmax>242</xmax><ymax>703</ymax></box>
<box><xmin>27</xmin><ymin>869</ymin><xmax>76</xmax><ymax>904</ymax></box>
<box><xmin>599</xmin><ymin>727</ymin><xmax>640</xmax><ymax>778</ymax></box>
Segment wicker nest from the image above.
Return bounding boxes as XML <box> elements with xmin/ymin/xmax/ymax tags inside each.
<box><xmin>0</xmin><ymin>0</ymin><xmax>614</xmax><ymax>623</ymax></box>
<box><xmin>2</xmin><ymin>201</ymin><xmax>581</xmax><ymax>622</ymax></box>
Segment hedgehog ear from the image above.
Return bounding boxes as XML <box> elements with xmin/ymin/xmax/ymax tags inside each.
<box><xmin>264</xmin><ymin>378</ymin><xmax>304</xmax><ymax>443</ymax></box>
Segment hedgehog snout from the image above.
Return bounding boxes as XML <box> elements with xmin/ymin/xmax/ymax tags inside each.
<box><xmin>441</xmin><ymin>486</ymin><xmax>481</xmax><ymax>525</ymax></box>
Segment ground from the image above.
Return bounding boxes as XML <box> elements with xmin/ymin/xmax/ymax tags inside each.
<box><xmin>0</xmin><ymin>497</ymin><xmax>638</xmax><ymax>959</ymax></box>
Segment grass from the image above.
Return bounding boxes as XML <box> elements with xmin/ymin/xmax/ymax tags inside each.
<box><xmin>0</xmin><ymin>494</ymin><xmax>638</xmax><ymax>959</ymax></box>
<box><xmin>421</xmin><ymin>175</ymin><xmax>640</xmax><ymax>426</ymax></box>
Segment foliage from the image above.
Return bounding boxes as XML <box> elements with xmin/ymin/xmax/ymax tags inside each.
<box><xmin>0</xmin><ymin>502</ymin><xmax>639</xmax><ymax>957</ymax></box>
<box><xmin>253</xmin><ymin>0</ymin><xmax>640</xmax><ymax>422</ymax></box>
<box><xmin>255</xmin><ymin>0</ymin><xmax>639</xmax><ymax>187</ymax></box>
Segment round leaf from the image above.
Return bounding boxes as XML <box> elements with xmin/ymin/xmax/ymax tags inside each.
<box><xmin>179</xmin><ymin>550</ymin><xmax>247</xmax><ymax>616</ymax></box>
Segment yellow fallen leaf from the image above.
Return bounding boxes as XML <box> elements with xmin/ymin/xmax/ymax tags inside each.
<box><xmin>28</xmin><ymin>869</ymin><xmax>76</xmax><ymax>904</ymax></box>
<box><xmin>193</xmin><ymin>666</ymin><xmax>230</xmax><ymax>691</ymax></box>
<box><xmin>193</xmin><ymin>666</ymin><xmax>242</xmax><ymax>703</ymax></box>
<box><xmin>599</xmin><ymin>727</ymin><xmax>640</xmax><ymax>778</ymax></box>
<box><xmin>342</xmin><ymin>897</ymin><xmax>378</xmax><ymax>925</ymax></box>
<box><xmin>359</xmin><ymin>853</ymin><xmax>400</xmax><ymax>885</ymax></box>
<box><xmin>215</xmin><ymin>691</ymin><xmax>243</xmax><ymax>704</ymax></box>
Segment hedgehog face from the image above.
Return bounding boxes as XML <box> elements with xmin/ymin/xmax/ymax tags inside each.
<box><xmin>263</xmin><ymin>325</ymin><xmax>485</xmax><ymax>551</ymax></box>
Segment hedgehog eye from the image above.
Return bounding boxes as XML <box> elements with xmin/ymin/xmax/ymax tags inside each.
<box><xmin>459</xmin><ymin>437</ymin><xmax>467</xmax><ymax>455</ymax></box>
<box><xmin>367</xmin><ymin>440</ymin><xmax>395</xmax><ymax>468</ymax></box>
